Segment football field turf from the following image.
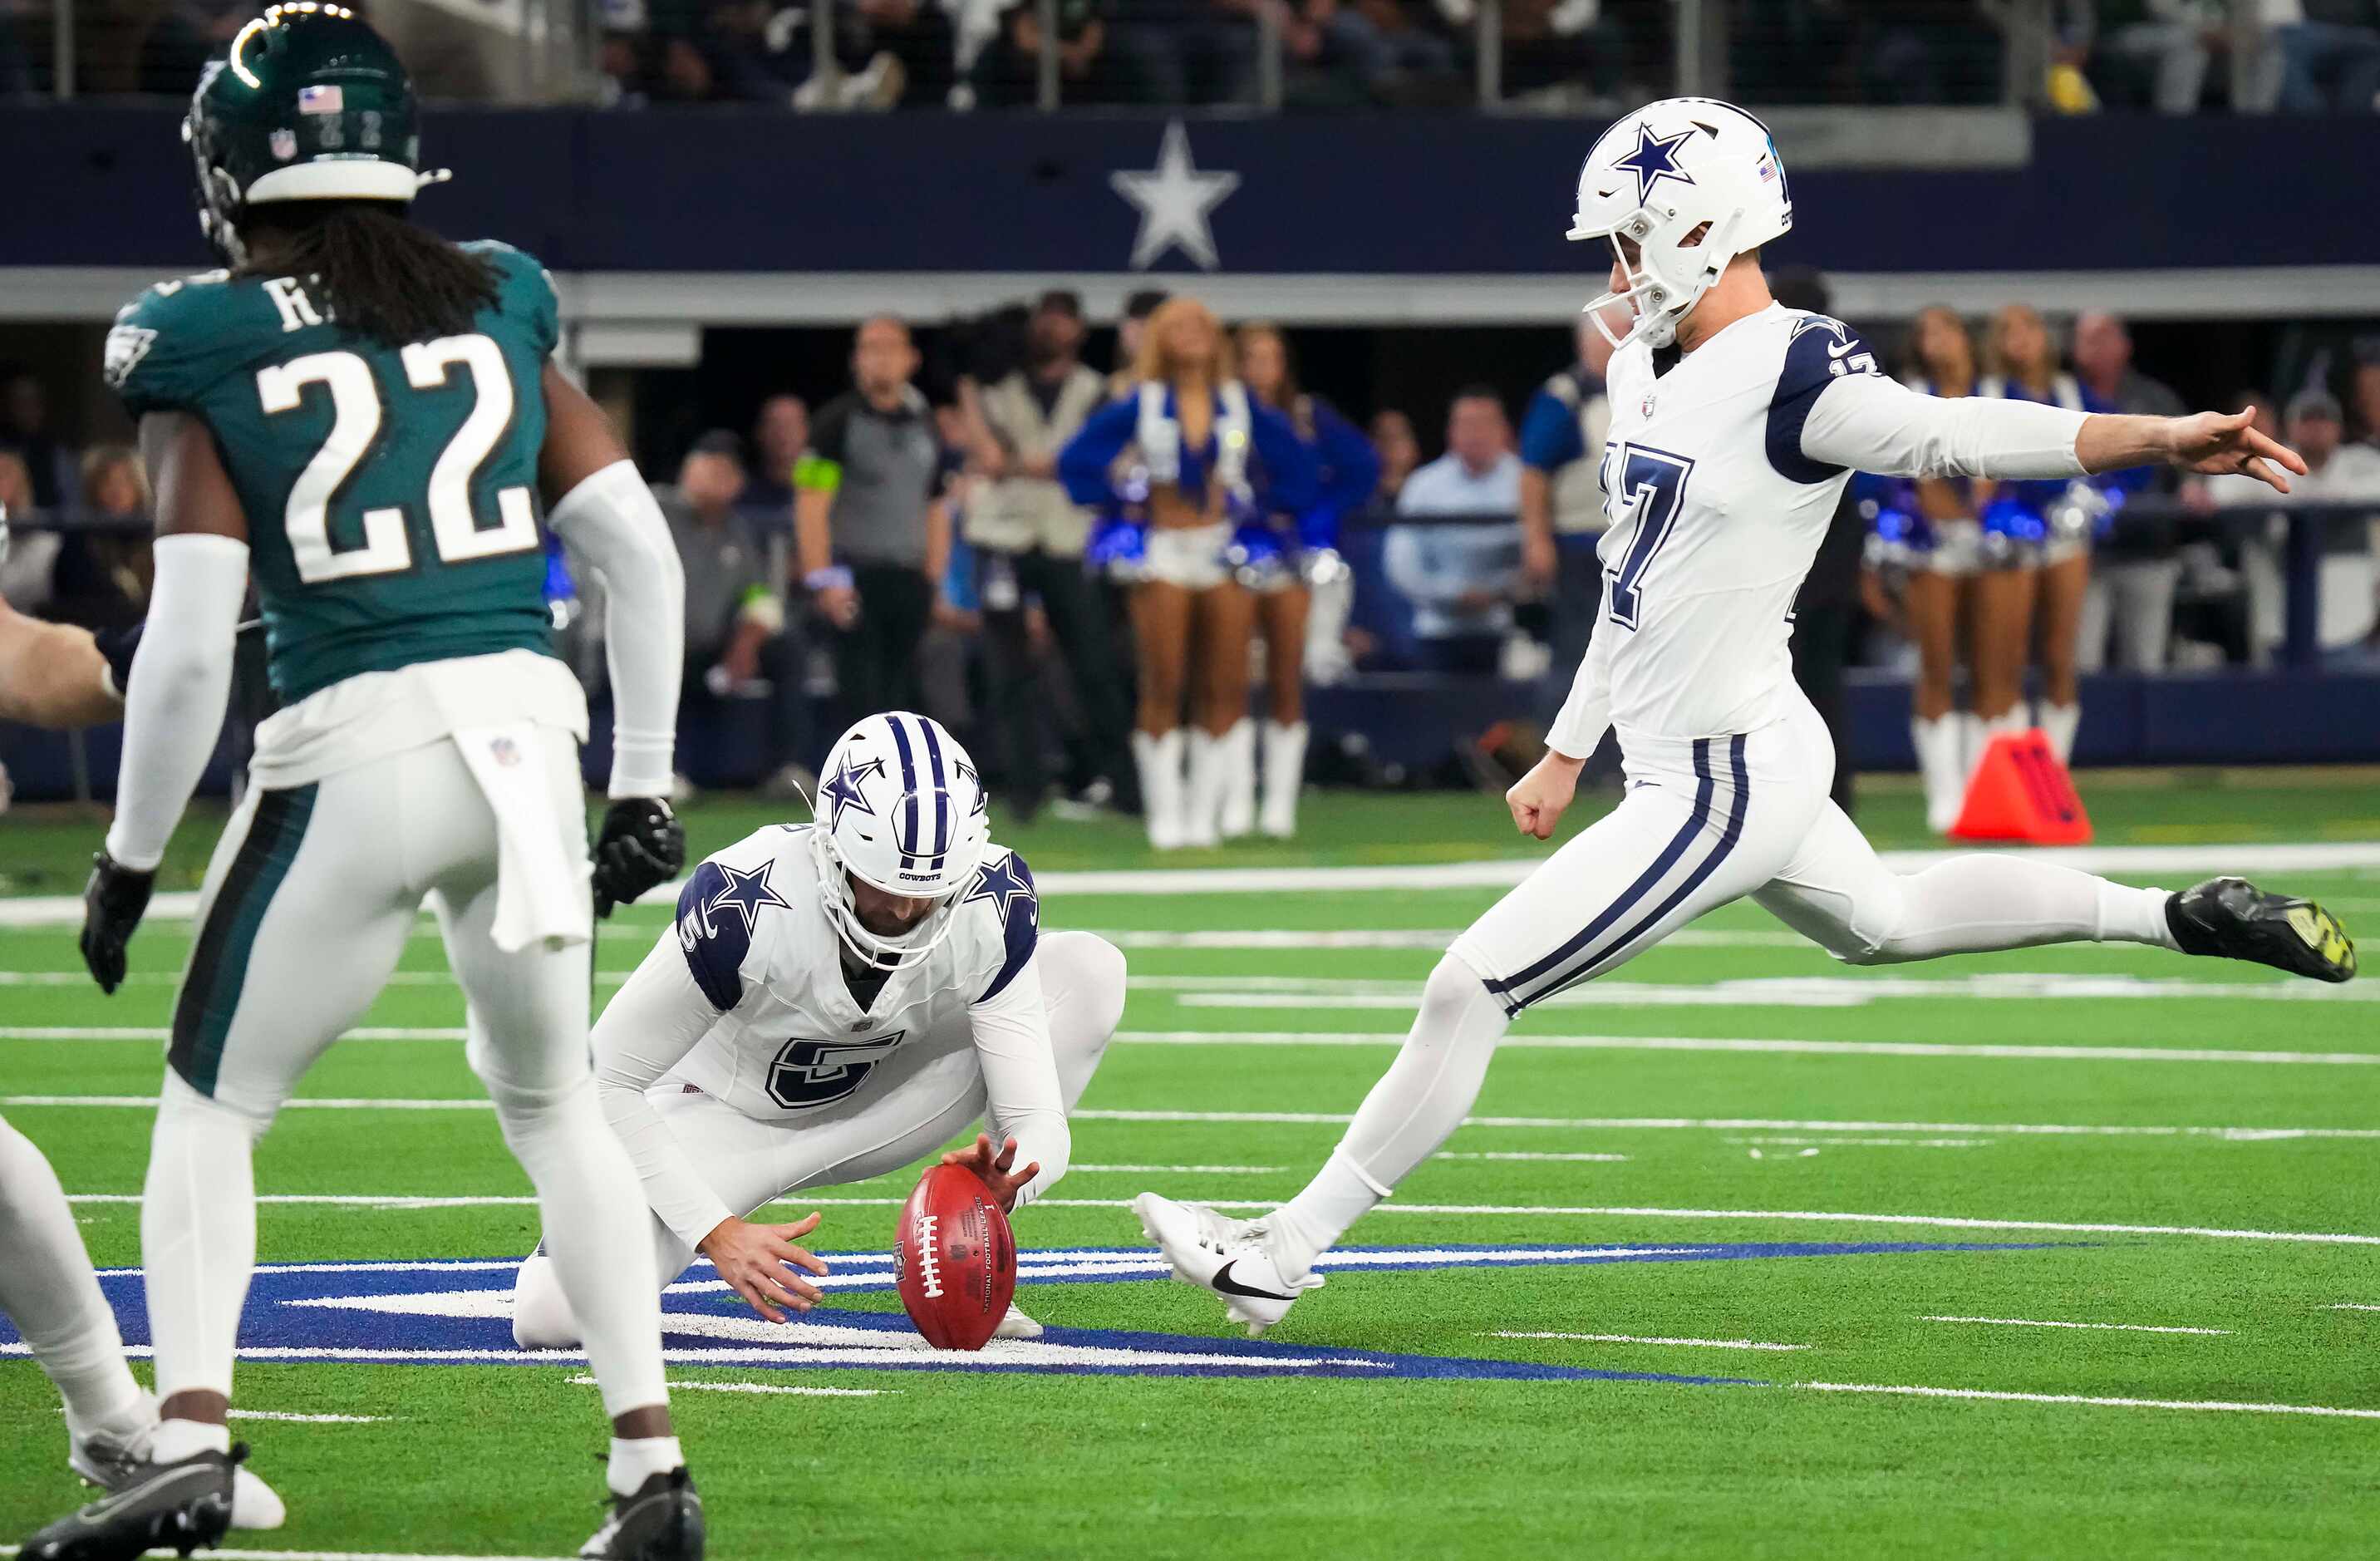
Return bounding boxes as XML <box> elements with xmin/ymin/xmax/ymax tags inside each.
<box><xmin>2</xmin><ymin>779</ymin><xmax>2376</xmax><ymax>1559</ymax></box>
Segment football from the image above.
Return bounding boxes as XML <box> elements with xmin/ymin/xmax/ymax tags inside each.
<box><xmin>893</xmin><ymin>1162</ymin><xmax>1017</xmax><ymax>1351</ymax></box>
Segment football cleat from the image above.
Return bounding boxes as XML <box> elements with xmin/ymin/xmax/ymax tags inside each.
<box><xmin>580</xmin><ymin>1467</ymin><xmax>704</xmax><ymax>1561</ymax></box>
<box><xmin>1133</xmin><ymin>1193</ymin><xmax>1323</xmax><ymax>1338</ymax></box>
<box><xmin>22</xmin><ymin>1442</ymin><xmax>243</xmax><ymax>1560</ymax></box>
<box><xmin>70</xmin><ymin>1421</ymin><xmax>284</xmax><ymax>1532</ymax></box>
<box><xmin>993</xmin><ymin>1302</ymin><xmax>1044</xmax><ymax>1342</ymax></box>
<box><xmin>2167</xmin><ymin>877</ymin><xmax>2356</xmax><ymax>983</ymax></box>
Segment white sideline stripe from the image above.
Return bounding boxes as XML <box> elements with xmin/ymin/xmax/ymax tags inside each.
<box><xmin>1073</xmin><ymin>1108</ymin><xmax>2380</xmax><ymax>1141</ymax></box>
<box><xmin>227</xmin><ymin>1409</ymin><xmax>391</xmax><ymax>1422</ymax></box>
<box><xmin>1434</xmin><ymin>1151</ymin><xmax>1631</xmax><ymax>1163</ymax></box>
<box><xmin>2</xmin><ymin>840</ymin><xmax>2373</xmax><ymax>925</ymax></box>
<box><xmin>566</xmin><ymin>1373</ymin><xmax>888</xmax><ymax>1398</ymax></box>
<box><xmin>1793</xmin><ymin>1381</ymin><xmax>2380</xmax><ymax>1419</ymax></box>
<box><xmin>24</xmin><ymin>1096</ymin><xmax>2378</xmax><ymax>1143</ymax></box>
<box><xmin>1729</xmin><ymin>1135</ymin><xmax>1991</xmax><ymax>1148</ymax></box>
<box><xmin>64</xmin><ymin>1189</ymin><xmax>2372</xmax><ymax>1244</ymax></box>
<box><xmin>1491</xmin><ymin>1330</ymin><xmax>1808</xmax><ymax>1352</ymax></box>
<box><xmin>1114</xmin><ymin>1031</ymin><xmax>2380</xmax><ymax>1066</ymax></box>
<box><xmin>1920</xmin><ymin>1315</ymin><xmax>2232</xmax><ymax>1336</ymax></box>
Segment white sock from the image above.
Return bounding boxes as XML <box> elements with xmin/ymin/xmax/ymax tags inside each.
<box><xmin>1274</xmin><ymin>957</ymin><xmax>1508</xmax><ymax>1273</ymax></box>
<box><xmin>2040</xmin><ymin>701</ymin><xmax>2082</xmax><ymax>765</ymax></box>
<box><xmin>152</xmin><ymin>1416</ymin><xmax>233</xmax><ymax>1463</ymax></box>
<box><xmin>0</xmin><ymin>1118</ymin><xmax>147</xmax><ymax>1439</ymax></box>
<box><xmin>1259</xmin><ymin>721</ymin><xmax>1309</xmax><ymax>839</ymax></box>
<box><xmin>143</xmin><ymin>1075</ymin><xmax>264</xmax><ymax>1406</ymax></box>
<box><xmin>607</xmin><ymin>1435</ymin><xmax>685</xmax><ymax>1497</ymax></box>
<box><xmin>487</xmin><ymin>1075</ymin><xmax>667</xmax><ymax>1421</ymax></box>
<box><xmin>1217</xmin><ymin>718</ymin><xmax>1256</xmax><ymax>839</ymax></box>
<box><xmin>1865</xmin><ymin>858</ymin><xmax>2178</xmax><ymax>961</ymax></box>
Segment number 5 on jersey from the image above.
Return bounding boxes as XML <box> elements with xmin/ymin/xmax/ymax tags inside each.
<box><xmin>255</xmin><ymin>332</ymin><xmax>538</xmax><ymax>584</ymax></box>
<box><xmin>1604</xmin><ymin>444</ymin><xmax>1694</xmax><ymax>630</ymax></box>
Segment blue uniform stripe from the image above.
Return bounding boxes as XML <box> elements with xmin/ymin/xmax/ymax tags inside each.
<box><xmin>1483</xmin><ymin>739</ymin><xmax>1716</xmax><ymax>1017</ymax></box>
<box><xmin>917</xmin><ymin>718</ymin><xmax>951</xmax><ymax>864</ymax></box>
<box><xmin>885</xmin><ymin>716</ymin><xmax>920</xmax><ymax>865</ymax></box>
<box><xmin>1532</xmin><ymin>735</ymin><xmax>1750</xmax><ymax>1008</ymax></box>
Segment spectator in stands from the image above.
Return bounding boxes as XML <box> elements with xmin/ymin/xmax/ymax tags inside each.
<box><xmin>1438</xmin><ymin>0</ymin><xmax>1621</xmax><ymax>105</ymax></box>
<box><xmin>743</xmin><ymin>393</ymin><xmax>808</xmax><ymax>523</ymax></box>
<box><xmin>2269</xmin><ymin>0</ymin><xmax>2380</xmax><ymax>112</ymax></box>
<box><xmin>1108</xmin><ymin>0</ymin><xmax>1259</xmax><ymax>104</ymax></box>
<box><xmin>0</xmin><ymin>371</ymin><xmax>74</xmax><ymax>513</ymax></box>
<box><xmin>1893</xmin><ymin>304</ymin><xmax>1990</xmax><ymax>831</ymax></box>
<box><xmin>1386</xmin><ymin>387</ymin><xmax>1522</xmax><ymax>674</ymax></box>
<box><xmin>1518</xmin><ymin>311</ymin><xmax>1615</xmax><ymax>707</ymax></box>
<box><xmin>1857</xmin><ymin>0</ymin><xmax>2006</xmax><ymax>103</ymax></box>
<box><xmin>0</xmin><ymin>451</ymin><xmax>54</xmax><ymax>612</ymax></box>
<box><xmin>798</xmin><ymin>315</ymin><xmax>952</xmax><ymax>729</ymax></box>
<box><xmin>663</xmin><ymin>431</ymin><xmax>809</xmax><ymax>794</ymax></box>
<box><xmin>47</xmin><ymin>446</ymin><xmax>150</xmax><ymax>633</ymax></box>
<box><xmin>2089</xmin><ymin>0</ymin><xmax>2228</xmax><ymax>111</ymax></box>
<box><xmin>1109</xmin><ymin>289</ymin><xmax>1169</xmax><ymax>396</ymax></box>
<box><xmin>2072</xmin><ymin>310</ymin><xmax>2188</xmax><ymax>674</ymax></box>
<box><xmin>2351</xmin><ymin>344</ymin><xmax>2380</xmax><ymax>448</ymax></box>
<box><xmin>966</xmin><ymin>289</ymin><xmax>1135</xmax><ymax>820</ymax></box>
<box><xmin>971</xmin><ymin>0</ymin><xmax>1133</xmax><ymax>104</ymax></box>
<box><xmin>2220</xmin><ymin>389</ymin><xmax>2380</xmax><ymax>662</ymax></box>
<box><xmin>1058</xmin><ymin>296</ymin><xmax>1317</xmax><ymax>849</ymax></box>
<box><xmin>1369</xmin><ymin>409</ymin><xmax>1420</xmax><ymax>502</ymax></box>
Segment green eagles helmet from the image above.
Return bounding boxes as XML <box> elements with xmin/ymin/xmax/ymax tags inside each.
<box><xmin>184</xmin><ymin>2</ymin><xmax>443</xmax><ymax>262</ymax></box>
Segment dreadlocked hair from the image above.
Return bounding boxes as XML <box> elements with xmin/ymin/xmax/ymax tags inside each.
<box><xmin>235</xmin><ymin>202</ymin><xmax>498</xmax><ymax>347</ymax></box>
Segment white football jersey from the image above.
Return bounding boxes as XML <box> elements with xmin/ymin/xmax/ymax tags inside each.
<box><xmin>1591</xmin><ymin>303</ymin><xmax>1881</xmax><ymax>740</ymax></box>
<box><xmin>666</xmin><ymin>824</ymin><xmax>1040</xmax><ymax>1124</ymax></box>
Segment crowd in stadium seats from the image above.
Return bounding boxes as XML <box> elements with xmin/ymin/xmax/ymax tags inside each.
<box><xmin>6</xmin><ymin>0</ymin><xmax>2374</xmax><ymax>109</ymax></box>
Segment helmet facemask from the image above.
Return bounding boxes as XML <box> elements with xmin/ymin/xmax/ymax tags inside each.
<box><xmin>1576</xmin><ymin>210</ymin><xmax>1744</xmax><ymax>353</ymax></box>
<box><xmin>811</xmin><ymin>827</ymin><xmax>964</xmax><ymax>974</ymax></box>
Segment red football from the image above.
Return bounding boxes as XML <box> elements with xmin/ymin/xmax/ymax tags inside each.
<box><xmin>893</xmin><ymin>1163</ymin><xmax>1017</xmax><ymax>1351</ymax></box>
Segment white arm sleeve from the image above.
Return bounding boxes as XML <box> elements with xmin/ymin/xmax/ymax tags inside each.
<box><xmin>103</xmin><ymin>533</ymin><xmax>249</xmax><ymax>871</ymax></box>
<box><xmin>547</xmin><ymin>459</ymin><xmax>685</xmax><ymax>799</ymax></box>
<box><xmin>1545</xmin><ymin>598</ymin><xmax>1614</xmax><ymax>760</ymax></box>
<box><xmin>592</xmin><ymin>930</ymin><xmax>737</xmax><ymax>1247</ymax></box>
<box><xmin>1800</xmin><ymin>373</ymin><xmax>2089</xmax><ymax>481</ymax></box>
<box><xmin>966</xmin><ymin>953</ymin><xmax>1071</xmax><ymax>1210</ymax></box>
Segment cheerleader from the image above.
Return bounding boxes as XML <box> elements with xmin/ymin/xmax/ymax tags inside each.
<box><xmin>1060</xmin><ymin>298</ymin><xmax>1317</xmax><ymax>849</ymax></box>
<box><xmin>1976</xmin><ymin>304</ymin><xmax>2107</xmax><ymax>764</ymax></box>
<box><xmin>1227</xmin><ymin>323</ymin><xmax>1380</xmax><ymax>840</ymax></box>
<box><xmin>1901</xmin><ymin>306</ymin><xmax>1993</xmax><ymax>832</ymax></box>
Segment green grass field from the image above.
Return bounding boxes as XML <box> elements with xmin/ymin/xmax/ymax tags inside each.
<box><xmin>3</xmin><ymin>776</ymin><xmax>2377</xmax><ymax>1559</ymax></box>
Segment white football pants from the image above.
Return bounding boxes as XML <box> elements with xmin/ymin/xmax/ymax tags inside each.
<box><xmin>144</xmin><ymin>729</ymin><xmax>671</xmax><ymax>1420</ymax></box>
<box><xmin>510</xmin><ymin>929</ymin><xmax>1126</xmax><ymax>1347</ymax></box>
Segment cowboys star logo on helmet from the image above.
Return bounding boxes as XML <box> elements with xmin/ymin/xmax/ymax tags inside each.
<box><xmin>812</xmin><ymin>712</ymin><xmax>994</xmax><ymax>971</ymax></box>
<box><xmin>1567</xmin><ymin>97</ymin><xmax>1794</xmax><ymax>351</ymax></box>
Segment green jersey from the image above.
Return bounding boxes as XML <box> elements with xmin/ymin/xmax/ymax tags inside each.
<box><xmin>103</xmin><ymin>242</ymin><xmax>562</xmax><ymax>702</ymax></box>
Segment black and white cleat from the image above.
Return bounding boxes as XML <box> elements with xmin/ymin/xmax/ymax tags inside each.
<box><xmin>21</xmin><ymin>1442</ymin><xmax>241</xmax><ymax>1560</ymax></box>
<box><xmin>580</xmin><ymin>1466</ymin><xmax>705</xmax><ymax>1561</ymax></box>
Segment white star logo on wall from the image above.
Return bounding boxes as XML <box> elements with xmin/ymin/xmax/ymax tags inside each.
<box><xmin>1109</xmin><ymin>121</ymin><xmax>1241</xmax><ymax>272</ymax></box>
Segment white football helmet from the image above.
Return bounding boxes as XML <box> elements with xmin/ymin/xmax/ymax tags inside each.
<box><xmin>1567</xmin><ymin>97</ymin><xmax>1794</xmax><ymax>351</ymax></box>
<box><xmin>811</xmin><ymin>712</ymin><xmax>992</xmax><ymax>970</ymax></box>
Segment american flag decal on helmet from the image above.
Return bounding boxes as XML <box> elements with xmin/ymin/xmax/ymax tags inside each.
<box><xmin>297</xmin><ymin>83</ymin><xmax>344</xmax><ymax>114</ymax></box>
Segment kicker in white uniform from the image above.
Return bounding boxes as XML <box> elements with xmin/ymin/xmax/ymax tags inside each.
<box><xmin>1136</xmin><ymin>96</ymin><xmax>2355</xmax><ymax>1337</ymax></box>
<box><xmin>514</xmin><ymin>712</ymin><xmax>1125</xmax><ymax>1346</ymax></box>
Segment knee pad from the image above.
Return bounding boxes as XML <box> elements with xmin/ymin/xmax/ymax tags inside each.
<box><xmin>509</xmin><ymin>1251</ymin><xmax>582</xmax><ymax>1351</ymax></box>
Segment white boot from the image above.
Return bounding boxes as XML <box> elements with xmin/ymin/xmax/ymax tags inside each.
<box><xmin>2039</xmin><ymin>701</ymin><xmax>2082</xmax><ymax>766</ymax></box>
<box><xmin>1217</xmin><ymin>718</ymin><xmax>1257</xmax><ymax>840</ymax></box>
<box><xmin>1260</xmin><ymin>720</ymin><xmax>1309</xmax><ymax>839</ymax></box>
<box><xmin>1955</xmin><ymin>712</ymin><xmax>1988</xmax><ymax>788</ymax></box>
<box><xmin>1910</xmin><ymin>715</ymin><xmax>1963</xmax><ymax>835</ymax></box>
<box><xmin>1182</xmin><ymin>729</ymin><xmax>1225</xmax><ymax>849</ymax></box>
<box><xmin>1133</xmin><ymin>730</ymin><xmax>1187</xmax><ymax>850</ymax></box>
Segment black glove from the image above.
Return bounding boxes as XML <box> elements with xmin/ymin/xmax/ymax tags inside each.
<box><xmin>81</xmin><ymin>852</ymin><xmax>155</xmax><ymax>995</ymax></box>
<box><xmin>592</xmin><ymin>796</ymin><xmax>685</xmax><ymax>918</ymax></box>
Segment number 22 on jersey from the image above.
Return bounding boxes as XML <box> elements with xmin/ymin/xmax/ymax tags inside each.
<box><xmin>254</xmin><ymin>332</ymin><xmax>538</xmax><ymax>584</ymax></box>
<box><xmin>1602</xmin><ymin>443</ymin><xmax>1694</xmax><ymax>630</ymax></box>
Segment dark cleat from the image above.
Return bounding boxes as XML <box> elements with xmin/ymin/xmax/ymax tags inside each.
<box><xmin>2167</xmin><ymin>877</ymin><xmax>2356</xmax><ymax>982</ymax></box>
<box><xmin>579</xmin><ymin>1467</ymin><xmax>704</xmax><ymax>1560</ymax></box>
<box><xmin>21</xmin><ymin>1443</ymin><xmax>240</xmax><ymax>1560</ymax></box>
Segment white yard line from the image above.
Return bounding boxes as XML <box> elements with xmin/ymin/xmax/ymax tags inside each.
<box><xmin>1490</xmin><ymin>1330</ymin><xmax>1808</xmax><ymax>1352</ymax></box>
<box><xmin>2</xmin><ymin>840</ymin><xmax>2373</xmax><ymax>926</ymax></box>
<box><xmin>227</xmin><ymin>1409</ymin><xmax>391</xmax><ymax>1422</ymax></box>
<box><xmin>1434</xmin><ymin>1151</ymin><xmax>1631</xmax><ymax>1163</ymax></box>
<box><xmin>1116</xmin><ymin>1031</ymin><xmax>2380</xmax><ymax>1065</ymax></box>
<box><xmin>1919</xmin><ymin>1315</ymin><xmax>2231</xmax><ymax>1336</ymax></box>
<box><xmin>1728</xmin><ymin>1136</ymin><xmax>1991</xmax><ymax>1148</ymax></box>
<box><xmin>0</xmin><ymin>1549</ymin><xmax>573</xmax><ymax>1561</ymax></box>
<box><xmin>1096</xmin><ymin>928</ymin><xmax>1805</xmax><ymax>950</ymax></box>
<box><xmin>1171</xmin><ymin>977</ymin><xmax>2377</xmax><ymax>1008</ymax></box>
<box><xmin>1792</xmin><ymin>1381</ymin><xmax>2380</xmax><ymax>1419</ymax></box>
<box><xmin>1073</xmin><ymin>1108</ymin><xmax>2380</xmax><ymax>1141</ymax></box>
<box><xmin>566</xmin><ymin>1374</ymin><xmax>888</xmax><ymax>1398</ymax></box>
<box><xmin>2328</xmin><ymin>1302</ymin><xmax>2380</xmax><ymax>1312</ymax></box>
